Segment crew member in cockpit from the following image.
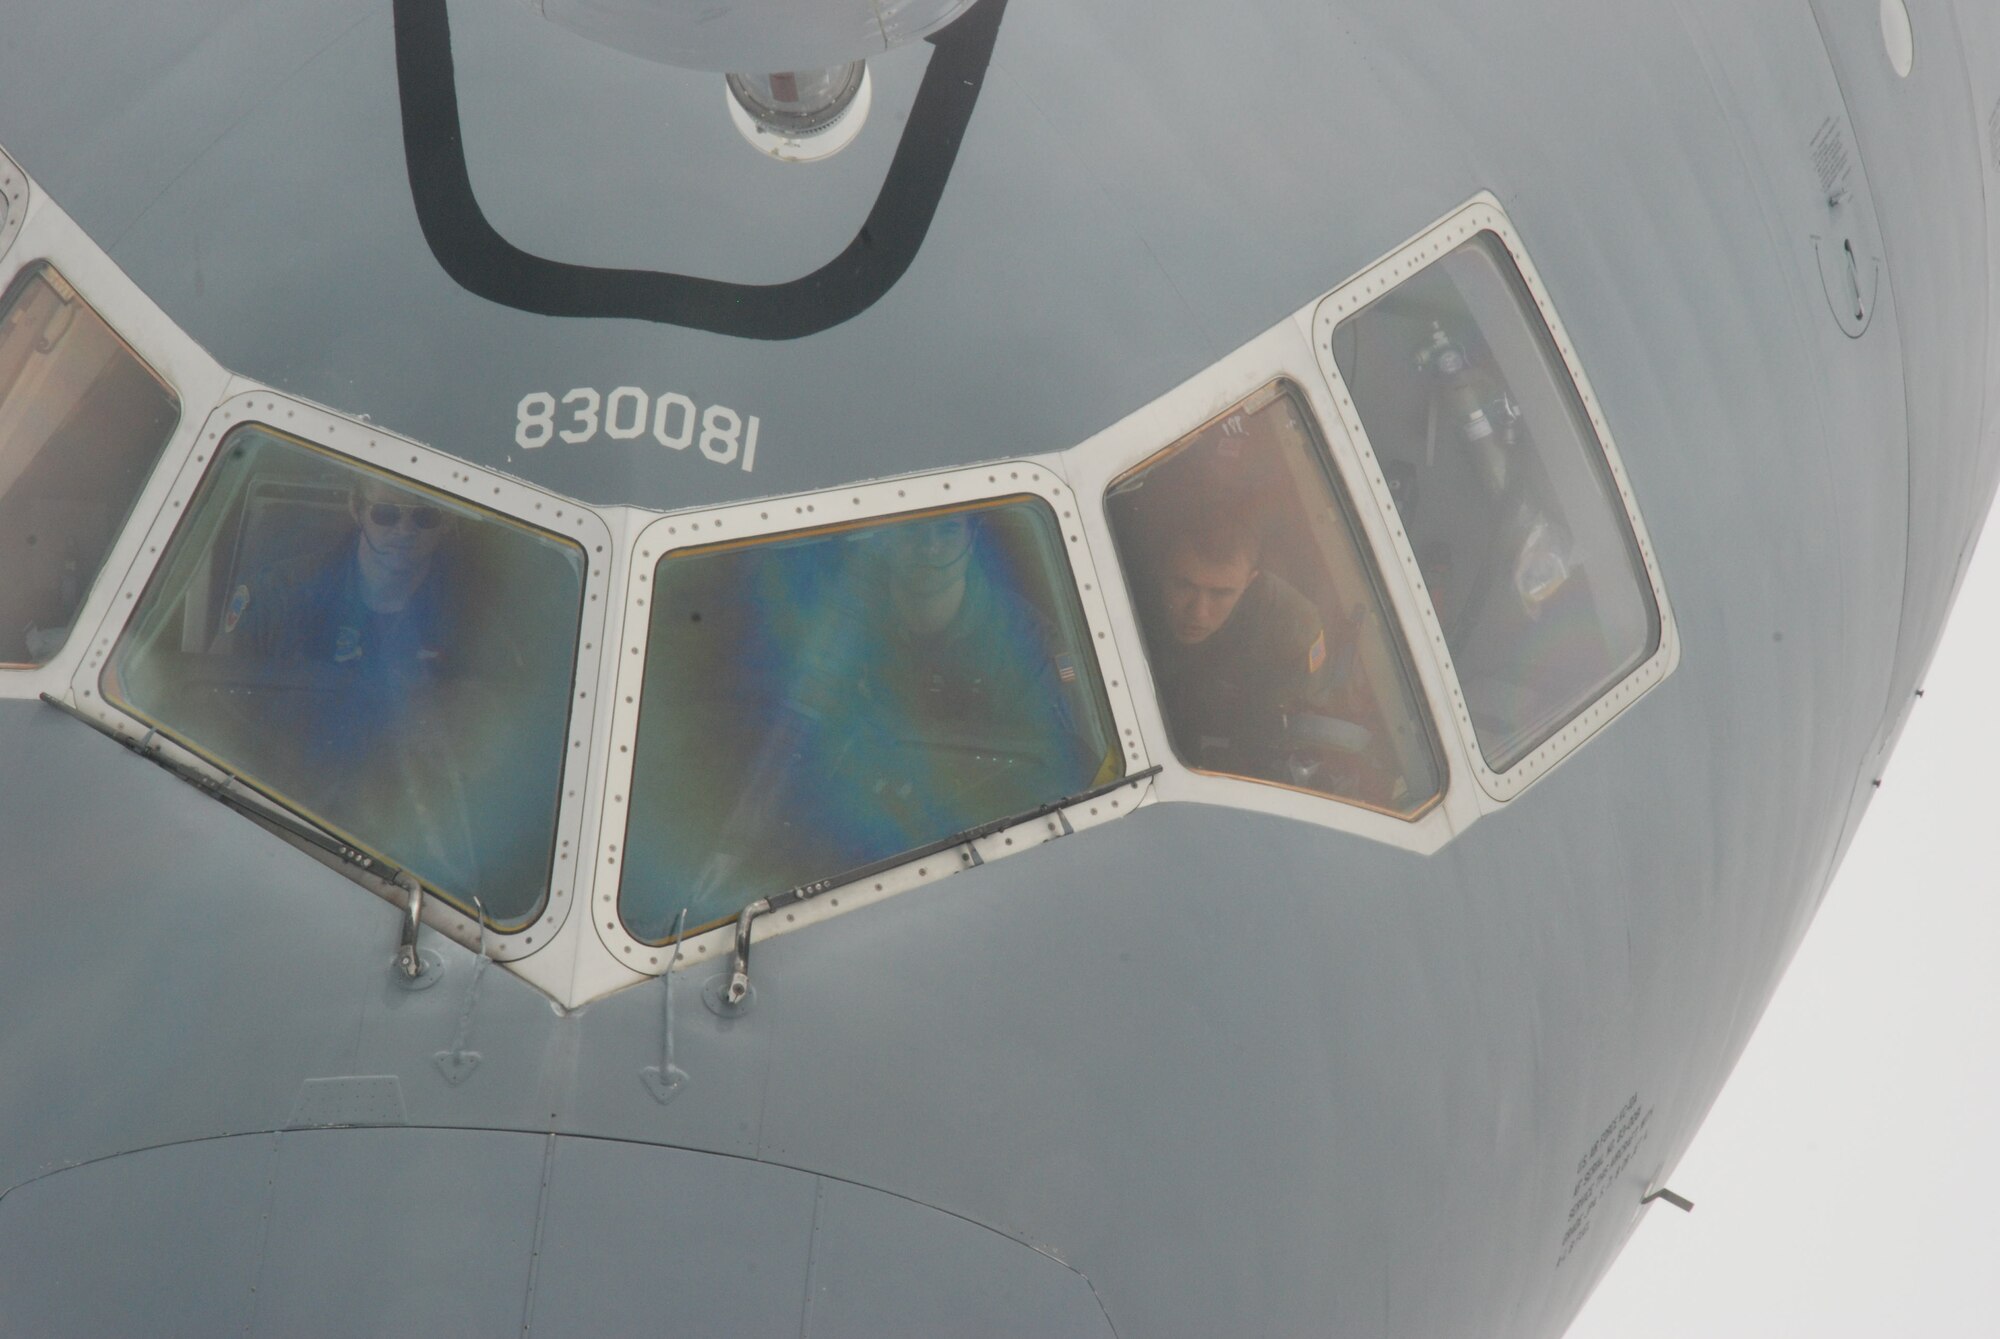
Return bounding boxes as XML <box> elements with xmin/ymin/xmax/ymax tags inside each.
<box><xmin>217</xmin><ymin>475</ymin><xmax>458</xmax><ymax>680</ymax></box>
<box><xmin>796</xmin><ymin>510</ymin><xmax>1097</xmax><ymax>825</ymax></box>
<box><xmin>1145</xmin><ymin>507</ymin><xmax>1339</xmax><ymax>781</ymax></box>
<box><xmin>214</xmin><ymin>473</ymin><xmax>478</xmax><ymax>884</ymax></box>
<box><xmin>860</xmin><ymin>512</ymin><xmax>1093</xmax><ymax>767</ymax></box>
<box><xmin>686</xmin><ymin>507</ymin><xmax>1102</xmax><ymax>906</ymax></box>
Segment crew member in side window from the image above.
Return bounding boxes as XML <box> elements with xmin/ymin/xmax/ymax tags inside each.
<box><xmin>1145</xmin><ymin>506</ymin><xmax>1344</xmax><ymax>784</ymax></box>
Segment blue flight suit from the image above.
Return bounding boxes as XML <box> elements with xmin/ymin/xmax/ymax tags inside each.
<box><xmin>217</xmin><ymin>542</ymin><xmax>474</xmax><ymax>886</ymax></box>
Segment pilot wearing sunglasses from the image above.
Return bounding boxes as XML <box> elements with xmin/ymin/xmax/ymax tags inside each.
<box><xmin>210</xmin><ymin>470</ymin><xmax>484</xmax><ymax>888</ymax></box>
<box><xmin>218</xmin><ymin>473</ymin><xmax>459</xmax><ymax>683</ymax></box>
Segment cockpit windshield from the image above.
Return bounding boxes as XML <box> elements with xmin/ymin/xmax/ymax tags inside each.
<box><xmin>620</xmin><ymin>496</ymin><xmax>1124</xmax><ymax>941</ymax></box>
<box><xmin>101</xmin><ymin>427</ymin><xmax>586</xmax><ymax>929</ymax></box>
<box><xmin>0</xmin><ymin>263</ymin><xmax>179</xmax><ymax>666</ymax></box>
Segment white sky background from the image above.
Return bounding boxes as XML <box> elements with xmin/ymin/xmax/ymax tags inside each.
<box><xmin>1567</xmin><ymin>529</ymin><xmax>2000</xmax><ymax>1336</ymax></box>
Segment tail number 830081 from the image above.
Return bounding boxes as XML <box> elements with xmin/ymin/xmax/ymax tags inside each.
<box><xmin>516</xmin><ymin>387</ymin><xmax>760</xmax><ymax>471</ymax></box>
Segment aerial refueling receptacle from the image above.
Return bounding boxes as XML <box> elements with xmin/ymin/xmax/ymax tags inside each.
<box><xmin>530</xmin><ymin>0</ymin><xmax>984</xmax><ymax>160</ymax></box>
<box><xmin>724</xmin><ymin>63</ymin><xmax>874</xmax><ymax>163</ymax></box>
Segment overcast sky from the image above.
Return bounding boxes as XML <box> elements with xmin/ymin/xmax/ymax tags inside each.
<box><xmin>1566</xmin><ymin>526</ymin><xmax>2000</xmax><ymax>1337</ymax></box>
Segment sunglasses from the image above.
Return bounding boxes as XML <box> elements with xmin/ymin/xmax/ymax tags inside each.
<box><xmin>364</xmin><ymin>501</ymin><xmax>444</xmax><ymax>530</ymax></box>
<box><xmin>891</xmin><ymin>517</ymin><xmax>973</xmax><ymax>551</ymax></box>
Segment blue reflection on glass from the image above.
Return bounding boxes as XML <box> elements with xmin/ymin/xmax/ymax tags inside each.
<box><xmin>623</xmin><ymin>500</ymin><xmax>1118</xmax><ymax>940</ymax></box>
<box><xmin>106</xmin><ymin>431</ymin><xmax>583</xmax><ymax>928</ymax></box>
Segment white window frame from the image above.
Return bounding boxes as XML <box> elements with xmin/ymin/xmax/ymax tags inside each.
<box><xmin>578</xmin><ymin>459</ymin><xmax>1157</xmax><ymax>993</ymax></box>
<box><xmin>65</xmin><ymin>388</ymin><xmax>617</xmax><ymax>964</ymax></box>
<box><xmin>0</xmin><ymin>176</ymin><xmax>234</xmax><ymax>701</ymax></box>
<box><xmin>1310</xmin><ymin>194</ymin><xmax>1680</xmax><ymax>803</ymax></box>
<box><xmin>0</xmin><ymin>144</ymin><xmax>27</xmax><ymax>259</ymax></box>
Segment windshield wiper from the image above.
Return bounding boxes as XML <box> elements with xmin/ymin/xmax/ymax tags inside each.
<box><xmin>38</xmin><ymin>694</ymin><xmax>434</xmax><ymax>978</ymax></box>
<box><xmin>719</xmin><ymin>764</ymin><xmax>1163</xmax><ymax>1008</ymax></box>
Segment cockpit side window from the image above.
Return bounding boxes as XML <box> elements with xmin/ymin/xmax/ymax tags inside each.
<box><xmin>619</xmin><ymin>496</ymin><xmax>1124</xmax><ymax>942</ymax></box>
<box><xmin>1331</xmin><ymin>230</ymin><xmax>1662</xmax><ymax>773</ymax></box>
<box><xmin>100</xmin><ymin>427</ymin><xmax>586</xmax><ymax>930</ymax></box>
<box><xmin>1105</xmin><ymin>381</ymin><xmax>1444</xmax><ymax>818</ymax></box>
<box><xmin>0</xmin><ymin>263</ymin><xmax>180</xmax><ymax>666</ymax></box>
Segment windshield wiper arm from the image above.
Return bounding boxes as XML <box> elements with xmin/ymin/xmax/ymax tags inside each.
<box><xmin>38</xmin><ymin>694</ymin><xmax>435</xmax><ymax>977</ymax></box>
<box><xmin>721</xmin><ymin>764</ymin><xmax>1163</xmax><ymax>1007</ymax></box>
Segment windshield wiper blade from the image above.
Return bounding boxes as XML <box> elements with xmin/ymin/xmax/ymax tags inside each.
<box><xmin>37</xmin><ymin>693</ymin><xmax>412</xmax><ymax>888</ymax></box>
<box><xmin>782</xmin><ymin>763</ymin><xmax>1165</xmax><ymax>911</ymax></box>
<box><xmin>719</xmin><ymin>764</ymin><xmax>1163</xmax><ymax>1008</ymax></box>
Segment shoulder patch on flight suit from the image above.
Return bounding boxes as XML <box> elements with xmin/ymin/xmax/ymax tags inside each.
<box><xmin>222</xmin><ymin>584</ymin><xmax>250</xmax><ymax>634</ymax></box>
<box><xmin>1307</xmin><ymin>629</ymin><xmax>1327</xmax><ymax>674</ymax></box>
<box><xmin>334</xmin><ymin>625</ymin><xmax>364</xmax><ymax>663</ymax></box>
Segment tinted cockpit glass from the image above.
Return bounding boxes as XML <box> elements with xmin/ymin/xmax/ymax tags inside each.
<box><xmin>621</xmin><ymin>497</ymin><xmax>1123</xmax><ymax>941</ymax></box>
<box><xmin>1106</xmin><ymin>381</ymin><xmax>1444</xmax><ymax>817</ymax></box>
<box><xmin>0</xmin><ymin>263</ymin><xmax>180</xmax><ymax>666</ymax></box>
<box><xmin>102</xmin><ymin>428</ymin><xmax>585</xmax><ymax>929</ymax></box>
<box><xmin>1333</xmin><ymin>232</ymin><xmax>1661</xmax><ymax>772</ymax></box>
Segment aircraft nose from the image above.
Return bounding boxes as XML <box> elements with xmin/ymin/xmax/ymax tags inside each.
<box><xmin>0</xmin><ymin>1129</ymin><xmax>1116</xmax><ymax>1336</ymax></box>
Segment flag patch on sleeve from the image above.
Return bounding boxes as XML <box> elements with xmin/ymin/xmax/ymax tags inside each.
<box><xmin>1055</xmin><ymin>653</ymin><xmax>1077</xmax><ymax>684</ymax></box>
<box><xmin>1307</xmin><ymin>631</ymin><xmax>1326</xmax><ymax>674</ymax></box>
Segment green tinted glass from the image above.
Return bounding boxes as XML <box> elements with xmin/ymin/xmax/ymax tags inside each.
<box><xmin>620</xmin><ymin>497</ymin><xmax>1122</xmax><ymax>941</ymax></box>
<box><xmin>103</xmin><ymin>427</ymin><xmax>585</xmax><ymax>928</ymax></box>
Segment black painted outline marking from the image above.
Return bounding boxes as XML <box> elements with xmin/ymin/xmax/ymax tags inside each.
<box><xmin>393</xmin><ymin>0</ymin><xmax>1008</xmax><ymax>341</ymax></box>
